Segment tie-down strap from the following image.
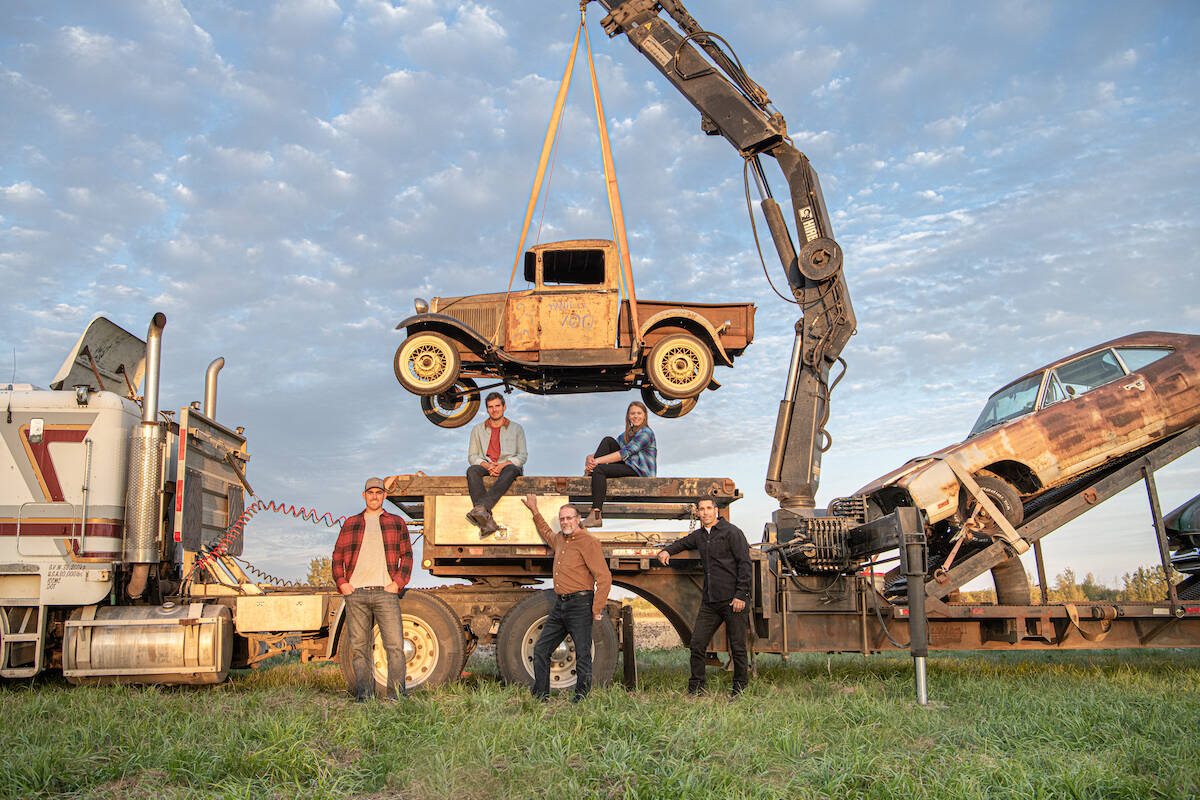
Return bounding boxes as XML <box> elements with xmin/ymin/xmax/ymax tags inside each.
<box><xmin>930</xmin><ymin>456</ymin><xmax>1030</xmax><ymax>555</ymax></box>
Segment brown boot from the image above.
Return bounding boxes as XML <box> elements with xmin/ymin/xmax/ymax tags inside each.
<box><xmin>465</xmin><ymin>504</ymin><xmax>489</xmax><ymax>529</ymax></box>
<box><xmin>479</xmin><ymin>509</ymin><xmax>502</xmax><ymax>536</ymax></box>
<box><xmin>580</xmin><ymin>509</ymin><xmax>602</xmax><ymax>528</ymax></box>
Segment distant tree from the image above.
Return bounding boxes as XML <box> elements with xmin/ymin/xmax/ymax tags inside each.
<box><xmin>1081</xmin><ymin>572</ymin><xmax>1119</xmax><ymax>601</ymax></box>
<box><xmin>1053</xmin><ymin>568</ymin><xmax>1085</xmax><ymax>602</ymax></box>
<box><xmin>306</xmin><ymin>556</ymin><xmax>333</xmax><ymax>587</ymax></box>
<box><xmin>1118</xmin><ymin>565</ymin><xmax>1172</xmax><ymax>602</ymax></box>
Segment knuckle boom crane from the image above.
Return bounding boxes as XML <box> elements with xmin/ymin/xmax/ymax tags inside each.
<box><xmin>595</xmin><ymin>0</ymin><xmax>856</xmax><ymax>510</ymax></box>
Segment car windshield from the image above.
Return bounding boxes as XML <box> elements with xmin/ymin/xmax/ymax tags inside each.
<box><xmin>969</xmin><ymin>373</ymin><xmax>1043</xmax><ymax>436</ymax></box>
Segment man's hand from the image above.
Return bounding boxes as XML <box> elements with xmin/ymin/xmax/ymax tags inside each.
<box><xmin>584</xmin><ymin>454</ymin><xmax>596</xmax><ymax>474</ymax></box>
<box><xmin>593</xmin><ymin>613</ymin><xmax>603</xmax><ymax>621</ymax></box>
<box><xmin>730</xmin><ymin>597</ymin><xmax>746</xmax><ymax>612</ymax></box>
<box><xmin>339</xmin><ymin>583</ymin><xmax>354</xmax><ymax>596</ymax></box>
<box><xmin>656</xmin><ymin>550</ymin><xmax>670</xmax><ymax>566</ymax></box>
<box><xmin>522</xmin><ymin>494</ymin><xmax>538</xmax><ymax>513</ymax></box>
<box><xmin>384</xmin><ymin>581</ymin><xmax>400</xmax><ymax>594</ymax></box>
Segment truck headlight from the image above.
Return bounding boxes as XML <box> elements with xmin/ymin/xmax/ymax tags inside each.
<box><xmin>414</xmin><ymin>298</ymin><xmax>429</xmax><ymax>314</ymax></box>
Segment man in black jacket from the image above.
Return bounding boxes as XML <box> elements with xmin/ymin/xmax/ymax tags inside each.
<box><xmin>656</xmin><ymin>498</ymin><xmax>752</xmax><ymax>696</ymax></box>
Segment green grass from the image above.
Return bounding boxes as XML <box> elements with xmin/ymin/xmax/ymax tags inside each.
<box><xmin>2</xmin><ymin>648</ymin><xmax>1198</xmax><ymax>799</ymax></box>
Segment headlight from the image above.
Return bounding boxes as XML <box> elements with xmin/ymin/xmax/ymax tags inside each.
<box><xmin>414</xmin><ymin>297</ymin><xmax>429</xmax><ymax>314</ymax></box>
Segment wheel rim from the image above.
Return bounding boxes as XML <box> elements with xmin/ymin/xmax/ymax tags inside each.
<box><xmin>370</xmin><ymin>613</ymin><xmax>441</xmax><ymax>690</ymax></box>
<box><xmin>519</xmin><ymin>614</ymin><xmax>592</xmax><ymax>688</ymax></box>
<box><xmin>404</xmin><ymin>340</ymin><xmax>452</xmax><ymax>387</ymax></box>
<box><xmin>652</xmin><ymin>340</ymin><xmax>708</xmax><ymax>394</ymax></box>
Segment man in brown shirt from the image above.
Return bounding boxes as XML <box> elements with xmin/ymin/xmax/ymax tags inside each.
<box><xmin>522</xmin><ymin>494</ymin><xmax>612</xmax><ymax>701</ymax></box>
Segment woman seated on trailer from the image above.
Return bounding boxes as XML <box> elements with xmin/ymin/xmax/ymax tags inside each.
<box><xmin>581</xmin><ymin>401</ymin><xmax>657</xmax><ymax>528</ymax></box>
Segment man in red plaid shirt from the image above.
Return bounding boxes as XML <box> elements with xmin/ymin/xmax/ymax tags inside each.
<box><xmin>333</xmin><ymin>477</ymin><xmax>413</xmax><ymax>701</ymax></box>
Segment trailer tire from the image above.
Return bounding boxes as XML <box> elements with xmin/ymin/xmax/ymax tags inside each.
<box><xmin>883</xmin><ymin>556</ymin><xmax>1030</xmax><ymax>606</ymax></box>
<box><xmin>495</xmin><ymin>590</ymin><xmax>618</xmax><ymax>691</ymax></box>
<box><xmin>337</xmin><ymin>590</ymin><xmax>466</xmax><ymax>694</ymax></box>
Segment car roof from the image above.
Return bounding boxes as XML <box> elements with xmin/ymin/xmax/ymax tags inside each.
<box><xmin>990</xmin><ymin>331</ymin><xmax>1199</xmax><ymax>398</ymax></box>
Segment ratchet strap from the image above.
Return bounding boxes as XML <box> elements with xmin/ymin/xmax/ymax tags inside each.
<box><xmin>494</xmin><ymin>8</ymin><xmax>640</xmax><ymax>344</ymax></box>
<box><xmin>1063</xmin><ymin>603</ymin><xmax>1113</xmax><ymax>642</ymax></box>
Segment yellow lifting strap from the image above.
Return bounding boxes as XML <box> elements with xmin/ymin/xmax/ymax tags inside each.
<box><xmin>494</xmin><ymin>7</ymin><xmax>640</xmax><ymax>345</ymax></box>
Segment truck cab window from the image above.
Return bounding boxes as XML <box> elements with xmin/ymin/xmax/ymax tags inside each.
<box><xmin>540</xmin><ymin>249</ymin><xmax>606</xmax><ymax>285</ymax></box>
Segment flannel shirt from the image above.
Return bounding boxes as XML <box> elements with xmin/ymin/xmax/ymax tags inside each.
<box><xmin>332</xmin><ymin>510</ymin><xmax>413</xmax><ymax>591</ymax></box>
<box><xmin>617</xmin><ymin>426</ymin><xmax>657</xmax><ymax>477</ymax></box>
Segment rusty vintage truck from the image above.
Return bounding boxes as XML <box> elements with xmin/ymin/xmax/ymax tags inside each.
<box><xmin>392</xmin><ymin>238</ymin><xmax>755</xmax><ymax>427</ymax></box>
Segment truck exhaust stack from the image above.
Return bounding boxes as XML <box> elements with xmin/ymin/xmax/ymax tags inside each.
<box><xmin>123</xmin><ymin>312</ymin><xmax>167</xmax><ymax>597</ymax></box>
<box><xmin>203</xmin><ymin>357</ymin><xmax>224</xmax><ymax>420</ymax></box>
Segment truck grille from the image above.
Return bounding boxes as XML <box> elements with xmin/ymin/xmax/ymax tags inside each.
<box><xmin>442</xmin><ymin>305</ymin><xmax>504</xmax><ymax>345</ymax></box>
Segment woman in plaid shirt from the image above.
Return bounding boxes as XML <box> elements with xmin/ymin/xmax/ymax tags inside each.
<box><xmin>581</xmin><ymin>401</ymin><xmax>657</xmax><ymax>528</ymax></box>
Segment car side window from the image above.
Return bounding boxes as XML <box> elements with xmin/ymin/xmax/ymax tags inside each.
<box><xmin>1051</xmin><ymin>348</ymin><xmax>1126</xmax><ymax>398</ymax></box>
<box><xmin>1115</xmin><ymin>347</ymin><xmax>1173</xmax><ymax>373</ymax></box>
<box><xmin>1041</xmin><ymin>373</ymin><xmax>1068</xmax><ymax>408</ymax></box>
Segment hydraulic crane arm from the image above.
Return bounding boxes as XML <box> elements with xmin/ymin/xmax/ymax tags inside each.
<box><xmin>595</xmin><ymin>0</ymin><xmax>856</xmax><ymax>507</ymax></box>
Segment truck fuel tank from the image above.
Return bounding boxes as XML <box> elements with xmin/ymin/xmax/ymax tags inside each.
<box><xmin>62</xmin><ymin>602</ymin><xmax>233</xmax><ymax>685</ymax></box>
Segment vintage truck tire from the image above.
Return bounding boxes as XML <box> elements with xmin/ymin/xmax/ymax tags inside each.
<box><xmin>495</xmin><ymin>590</ymin><xmax>618</xmax><ymax>691</ymax></box>
<box><xmin>420</xmin><ymin>378</ymin><xmax>480</xmax><ymax>428</ymax></box>
<box><xmin>640</xmin><ymin>386</ymin><xmax>698</xmax><ymax>418</ymax></box>
<box><xmin>337</xmin><ymin>590</ymin><xmax>466</xmax><ymax>694</ymax></box>
<box><xmin>394</xmin><ymin>332</ymin><xmax>461</xmax><ymax>395</ymax></box>
<box><xmin>646</xmin><ymin>333</ymin><xmax>714</xmax><ymax>400</ymax></box>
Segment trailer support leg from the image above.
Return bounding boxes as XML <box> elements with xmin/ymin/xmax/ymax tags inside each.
<box><xmin>901</xmin><ymin>528</ymin><xmax>930</xmax><ymax>705</ymax></box>
<box><xmin>1143</xmin><ymin>466</ymin><xmax>1182</xmax><ymax>614</ymax></box>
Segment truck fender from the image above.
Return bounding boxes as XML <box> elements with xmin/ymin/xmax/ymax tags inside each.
<box><xmin>394</xmin><ymin>313</ymin><xmax>491</xmax><ymax>355</ymax></box>
<box><xmin>394</xmin><ymin>314</ymin><xmax>542</xmax><ymax>367</ymax></box>
<box><xmin>637</xmin><ymin>309</ymin><xmax>734</xmax><ymax>367</ymax></box>
<box><xmin>325</xmin><ymin>594</ymin><xmax>347</xmax><ymax>660</ymax></box>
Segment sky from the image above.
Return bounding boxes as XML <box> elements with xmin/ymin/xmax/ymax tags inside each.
<box><xmin>2</xmin><ymin>0</ymin><xmax>1198</xmax><ymax>592</ymax></box>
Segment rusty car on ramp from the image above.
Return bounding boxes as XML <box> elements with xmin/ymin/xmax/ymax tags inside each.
<box><xmin>856</xmin><ymin>331</ymin><xmax>1200</xmax><ymax>599</ymax></box>
<box><xmin>392</xmin><ymin>239</ymin><xmax>755</xmax><ymax>427</ymax></box>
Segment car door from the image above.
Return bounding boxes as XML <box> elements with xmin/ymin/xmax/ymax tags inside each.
<box><xmin>1039</xmin><ymin>347</ymin><xmax>1161</xmax><ymax>480</ymax></box>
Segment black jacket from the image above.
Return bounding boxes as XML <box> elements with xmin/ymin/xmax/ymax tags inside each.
<box><xmin>662</xmin><ymin>517</ymin><xmax>751</xmax><ymax>603</ymax></box>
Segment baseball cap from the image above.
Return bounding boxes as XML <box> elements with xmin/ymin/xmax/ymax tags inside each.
<box><xmin>363</xmin><ymin>477</ymin><xmax>387</xmax><ymax>492</ymax></box>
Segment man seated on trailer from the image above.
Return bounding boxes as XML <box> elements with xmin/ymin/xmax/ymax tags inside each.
<box><xmin>521</xmin><ymin>494</ymin><xmax>612</xmax><ymax>702</ymax></box>
<box><xmin>656</xmin><ymin>497</ymin><xmax>752</xmax><ymax>697</ymax></box>
<box><xmin>465</xmin><ymin>392</ymin><xmax>528</xmax><ymax>535</ymax></box>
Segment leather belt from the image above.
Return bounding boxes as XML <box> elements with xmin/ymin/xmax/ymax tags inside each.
<box><xmin>558</xmin><ymin>590</ymin><xmax>594</xmax><ymax>600</ymax></box>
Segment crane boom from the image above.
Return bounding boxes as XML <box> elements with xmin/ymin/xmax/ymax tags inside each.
<box><xmin>596</xmin><ymin>0</ymin><xmax>856</xmax><ymax>507</ymax></box>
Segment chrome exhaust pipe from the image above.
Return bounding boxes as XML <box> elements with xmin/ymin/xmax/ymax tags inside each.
<box><xmin>124</xmin><ymin>313</ymin><xmax>168</xmax><ymax>594</ymax></box>
<box><xmin>203</xmin><ymin>357</ymin><xmax>224</xmax><ymax>419</ymax></box>
<box><xmin>140</xmin><ymin>313</ymin><xmax>166</xmax><ymax>424</ymax></box>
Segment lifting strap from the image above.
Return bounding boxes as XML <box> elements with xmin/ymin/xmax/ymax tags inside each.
<box><xmin>493</xmin><ymin>7</ymin><xmax>640</xmax><ymax>346</ymax></box>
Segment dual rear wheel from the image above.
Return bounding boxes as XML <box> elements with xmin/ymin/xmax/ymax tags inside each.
<box><xmin>337</xmin><ymin>589</ymin><xmax>619</xmax><ymax>695</ymax></box>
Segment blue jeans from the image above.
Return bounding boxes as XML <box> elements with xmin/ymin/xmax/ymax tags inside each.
<box><xmin>345</xmin><ymin>588</ymin><xmax>407</xmax><ymax>699</ymax></box>
<box><xmin>532</xmin><ymin>591</ymin><xmax>594</xmax><ymax>701</ymax></box>
<box><xmin>466</xmin><ymin>463</ymin><xmax>523</xmax><ymax>510</ymax></box>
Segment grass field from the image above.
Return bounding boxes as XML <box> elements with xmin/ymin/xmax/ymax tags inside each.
<box><xmin>2</xmin><ymin>647</ymin><xmax>1198</xmax><ymax>800</ymax></box>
